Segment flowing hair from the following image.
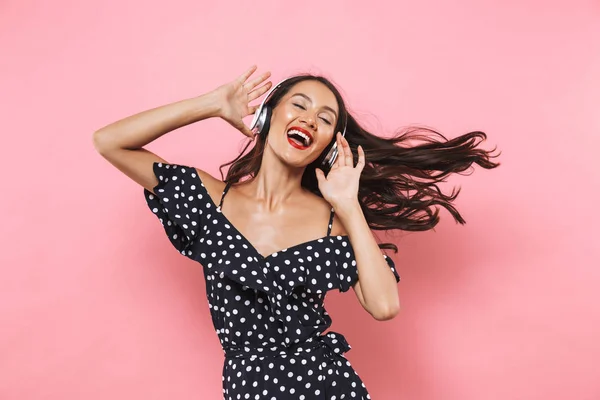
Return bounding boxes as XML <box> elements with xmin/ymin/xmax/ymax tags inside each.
<box><xmin>219</xmin><ymin>74</ymin><xmax>501</xmax><ymax>253</ymax></box>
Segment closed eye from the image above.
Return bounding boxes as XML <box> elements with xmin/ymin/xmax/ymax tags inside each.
<box><xmin>294</xmin><ymin>103</ymin><xmax>333</xmax><ymax>125</ymax></box>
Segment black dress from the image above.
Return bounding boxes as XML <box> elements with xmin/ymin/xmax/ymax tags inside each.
<box><xmin>144</xmin><ymin>162</ymin><xmax>400</xmax><ymax>399</ymax></box>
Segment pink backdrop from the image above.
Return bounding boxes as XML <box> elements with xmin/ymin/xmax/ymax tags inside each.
<box><xmin>2</xmin><ymin>1</ymin><xmax>599</xmax><ymax>399</ymax></box>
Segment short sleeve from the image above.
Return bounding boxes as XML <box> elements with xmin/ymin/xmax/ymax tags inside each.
<box><xmin>383</xmin><ymin>254</ymin><xmax>401</xmax><ymax>283</ymax></box>
<box><xmin>331</xmin><ymin>240</ymin><xmax>359</xmax><ymax>293</ymax></box>
<box><xmin>332</xmin><ymin>241</ymin><xmax>401</xmax><ymax>293</ymax></box>
<box><xmin>144</xmin><ymin>162</ymin><xmax>206</xmax><ymax>254</ymax></box>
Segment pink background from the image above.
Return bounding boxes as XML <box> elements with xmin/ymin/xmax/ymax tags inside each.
<box><xmin>2</xmin><ymin>1</ymin><xmax>599</xmax><ymax>399</ymax></box>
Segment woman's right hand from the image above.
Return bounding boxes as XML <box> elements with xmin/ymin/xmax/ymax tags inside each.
<box><xmin>212</xmin><ymin>65</ymin><xmax>272</xmax><ymax>139</ymax></box>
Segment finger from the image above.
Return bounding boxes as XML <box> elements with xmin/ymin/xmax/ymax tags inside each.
<box><xmin>315</xmin><ymin>168</ymin><xmax>326</xmax><ymax>184</ymax></box>
<box><xmin>335</xmin><ymin>132</ymin><xmax>346</xmax><ymax>167</ymax></box>
<box><xmin>244</xmin><ymin>71</ymin><xmax>272</xmax><ymax>92</ymax></box>
<box><xmin>341</xmin><ymin>134</ymin><xmax>353</xmax><ymax>166</ymax></box>
<box><xmin>236</xmin><ymin>65</ymin><xmax>257</xmax><ymax>85</ymax></box>
<box><xmin>235</xmin><ymin>121</ymin><xmax>254</xmax><ymax>138</ymax></box>
<box><xmin>356</xmin><ymin>145</ymin><xmax>366</xmax><ymax>172</ymax></box>
<box><xmin>248</xmin><ymin>105</ymin><xmax>260</xmax><ymax>115</ymax></box>
<box><xmin>248</xmin><ymin>81</ymin><xmax>272</xmax><ymax>102</ymax></box>
<box><xmin>330</xmin><ymin>148</ymin><xmax>340</xmax><ymax>169</ymax></box>
<box><xmin>245</xmin><ymin>124</ymin><xmax>255</xmax><ymax>138</ymax></box>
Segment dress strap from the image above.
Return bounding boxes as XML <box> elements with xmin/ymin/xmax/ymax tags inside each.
<box><xmin>218</xmin><ymin>181</ymin><xmax>232</xmax><ymax>209</ymax></box>
<box><xmin>326</xmin><ymin>207</ymin><xmax>335</xmax><ymax>236</ymax></box>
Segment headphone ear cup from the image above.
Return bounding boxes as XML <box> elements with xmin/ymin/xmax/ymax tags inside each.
<box><xmin>319</xmin><ymin>141</ymin><xmax>338</xmax><ymax>169</ymax></box>
<box><xmin>259</xmin><ymin>106</ymin><xmax>272</xmax><ymax>137</ymax></box>
<box><xmin>329</xmin><ymin>142</ymin><xmax>339</xmax><ymax>167</ymax></box>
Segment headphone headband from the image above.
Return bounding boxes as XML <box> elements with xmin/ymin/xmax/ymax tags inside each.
<box><xmin>249</xmin><ymin>77</ymin><xmax>347</xmax><ymax>169</ymax></box>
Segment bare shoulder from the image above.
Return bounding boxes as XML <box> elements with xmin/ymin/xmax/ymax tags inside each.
<box><xmin>194</xmin><ymin>167</ymin><xmax>220</xmax><ymax>186</ymax></box>
<box><xmin>305</xmin><ymin>191</ymin><xmax>349</xmax><ymax>236</ymax></box>
<box><xmin>194</xmin><ymin>168</ymin><xmax>226</xmax><ymax>204</ymax></box>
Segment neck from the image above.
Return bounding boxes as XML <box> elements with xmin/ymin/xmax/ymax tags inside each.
<box><xmin>239</xmin><ymin>151</ymin><xmax>308</xmax><ymax>212</ymax></box>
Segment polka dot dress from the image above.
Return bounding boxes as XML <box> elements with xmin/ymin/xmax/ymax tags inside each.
<box><xmin>144</xmin><ymin>163</ymin><xmax>401</xmax><ymax>399</ymax></box>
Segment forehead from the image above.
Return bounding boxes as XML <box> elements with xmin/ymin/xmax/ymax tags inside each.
<box><xmin>287</xmin><ymin>80</ymin><xmax>338</xmax><ymax>112</ymax></box>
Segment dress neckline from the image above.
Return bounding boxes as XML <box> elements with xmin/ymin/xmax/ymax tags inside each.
<box><xmin>197</xmin><ymin>176</ymin><xmax>347</xmax><ymax>260</ymax></box>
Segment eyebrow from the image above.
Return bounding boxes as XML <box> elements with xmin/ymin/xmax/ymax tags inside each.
<box><xmin>290</xmin><ymin>93</ymin><xmax>338</xmax><ymax>118</ymax></box>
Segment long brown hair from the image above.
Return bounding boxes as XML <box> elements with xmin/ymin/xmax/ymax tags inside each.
<box><xmin>219</xmin><ymin>75</ymin><xmax>501</xmax><ymax>253</ymax></box>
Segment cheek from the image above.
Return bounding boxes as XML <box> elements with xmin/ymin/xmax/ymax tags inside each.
<box><xmin>319</xmin><ymin>130</ymin><xmax>335</xmax><ymax>145</ymax></box>
<box><xmin>316</xmin><ymin>136</ymin><xmax>335</xmax><ymax>153</ymax></box>
<box><xmin>318</xmin><ymin>119</ymin><xmax>336</xmax><ymax>136</ymax></box>
<box><xmin>271</xmin><ymin>107</ymin><xmax>295</xmax><ymax>129</ymax></box>
<box><xmin>282</xmin><ymin>108</ymin><xmax>296</xmax><ymax>121</ymax></box>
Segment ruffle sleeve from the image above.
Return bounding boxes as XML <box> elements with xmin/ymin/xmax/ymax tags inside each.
<box><xmin>143</xmin><ymin>162</ymin><xmax>206</xmax><ymax>254</ymax></box>
<box><xmin>334</xmin><ymin>247</ymin><xmax>401</xmax><ymax>293</ymax></box>
<box><xmin>331</xmin><ymin>240</ymin><xmax>359</xmax><ymax>293</ymax></box>
<box><xmin>384</xmin><ymin>254</ymin><xmax>401</xmax><ymax>283</ymax></box>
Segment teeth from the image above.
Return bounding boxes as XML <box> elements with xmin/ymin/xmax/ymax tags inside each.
<box><xmin>287</xmin><ymin>129</ymin><xmax>312</xmax><ymax>146</ymax></box>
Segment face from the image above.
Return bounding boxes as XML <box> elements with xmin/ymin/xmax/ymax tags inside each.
<box><xmin>267</xmin><ymin>80</ymin><xmax>340</xmax><ymax>167</ymax></box>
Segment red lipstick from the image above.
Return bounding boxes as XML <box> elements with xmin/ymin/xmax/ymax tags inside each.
<box><xmin>286</xmin><ymin>126</ymin><xmax>314</xmax><ymax>150</ymax></box>
<box><xmin>288</xmin><ymin>126</ymin><xmax>314</xmax><ymax>143</ymax></box>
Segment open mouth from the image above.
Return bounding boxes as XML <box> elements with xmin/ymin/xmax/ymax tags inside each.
<box><xmin>286</xmin><ymin>127</ymin><xmax>313</xmax><ymax>150</ymax></box>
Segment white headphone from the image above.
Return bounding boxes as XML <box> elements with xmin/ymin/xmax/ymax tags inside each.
<box><xmin>249</xmin><ymin>78</ymin><xmax>348</xmax><ymax>169</ymax></box>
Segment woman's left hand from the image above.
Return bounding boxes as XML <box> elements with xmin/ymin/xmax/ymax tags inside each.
<box><xmin>315</xmin><ymin>132</ymin><xmax>365</xmax><ymax>211</ymax></box>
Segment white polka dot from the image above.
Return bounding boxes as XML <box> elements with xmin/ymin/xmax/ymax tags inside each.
<box><xmin>144</xmin><ymin>164</ymin><xmax>375</xmax><ymax>398</ymax></box>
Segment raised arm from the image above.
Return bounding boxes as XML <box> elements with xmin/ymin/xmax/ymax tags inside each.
<box><xmin>92</xmin><ymin>93</ymin><xmax>222</xmax><ymax>193</ymax></box>
<box><xmin>92</xmin><ymin>65</ymin><xmax>272</xmax><ymax>193</ymax></box>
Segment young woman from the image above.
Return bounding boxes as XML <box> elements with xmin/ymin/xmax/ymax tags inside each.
<box><xmin>93</xmin><ymin>65</ymin><xmax>499</xmax><ymax>399</ymax></box>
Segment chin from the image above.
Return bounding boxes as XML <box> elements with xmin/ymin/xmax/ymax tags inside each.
<box><xmin>270</xmin><ymin>140</ymin><xmax>317</xmax><ymax>167</ymax></box>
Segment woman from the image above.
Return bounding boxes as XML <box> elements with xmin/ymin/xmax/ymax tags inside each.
<box><xmin>93</xmin><ymin>65</ymin><xmax>499</xmax><ymax>399</ymax></box>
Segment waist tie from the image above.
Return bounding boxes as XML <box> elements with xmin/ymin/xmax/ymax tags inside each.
<box><xmin>224</xmin><ymin>331</ymin><xmax>351</xmax><ymax>360</ymax></box>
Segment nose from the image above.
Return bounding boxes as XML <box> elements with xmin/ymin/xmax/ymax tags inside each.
<box><xmin>299</xmin><ymin>113</ymin><xmax>317</xmax><ymax>130</ymax></box>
